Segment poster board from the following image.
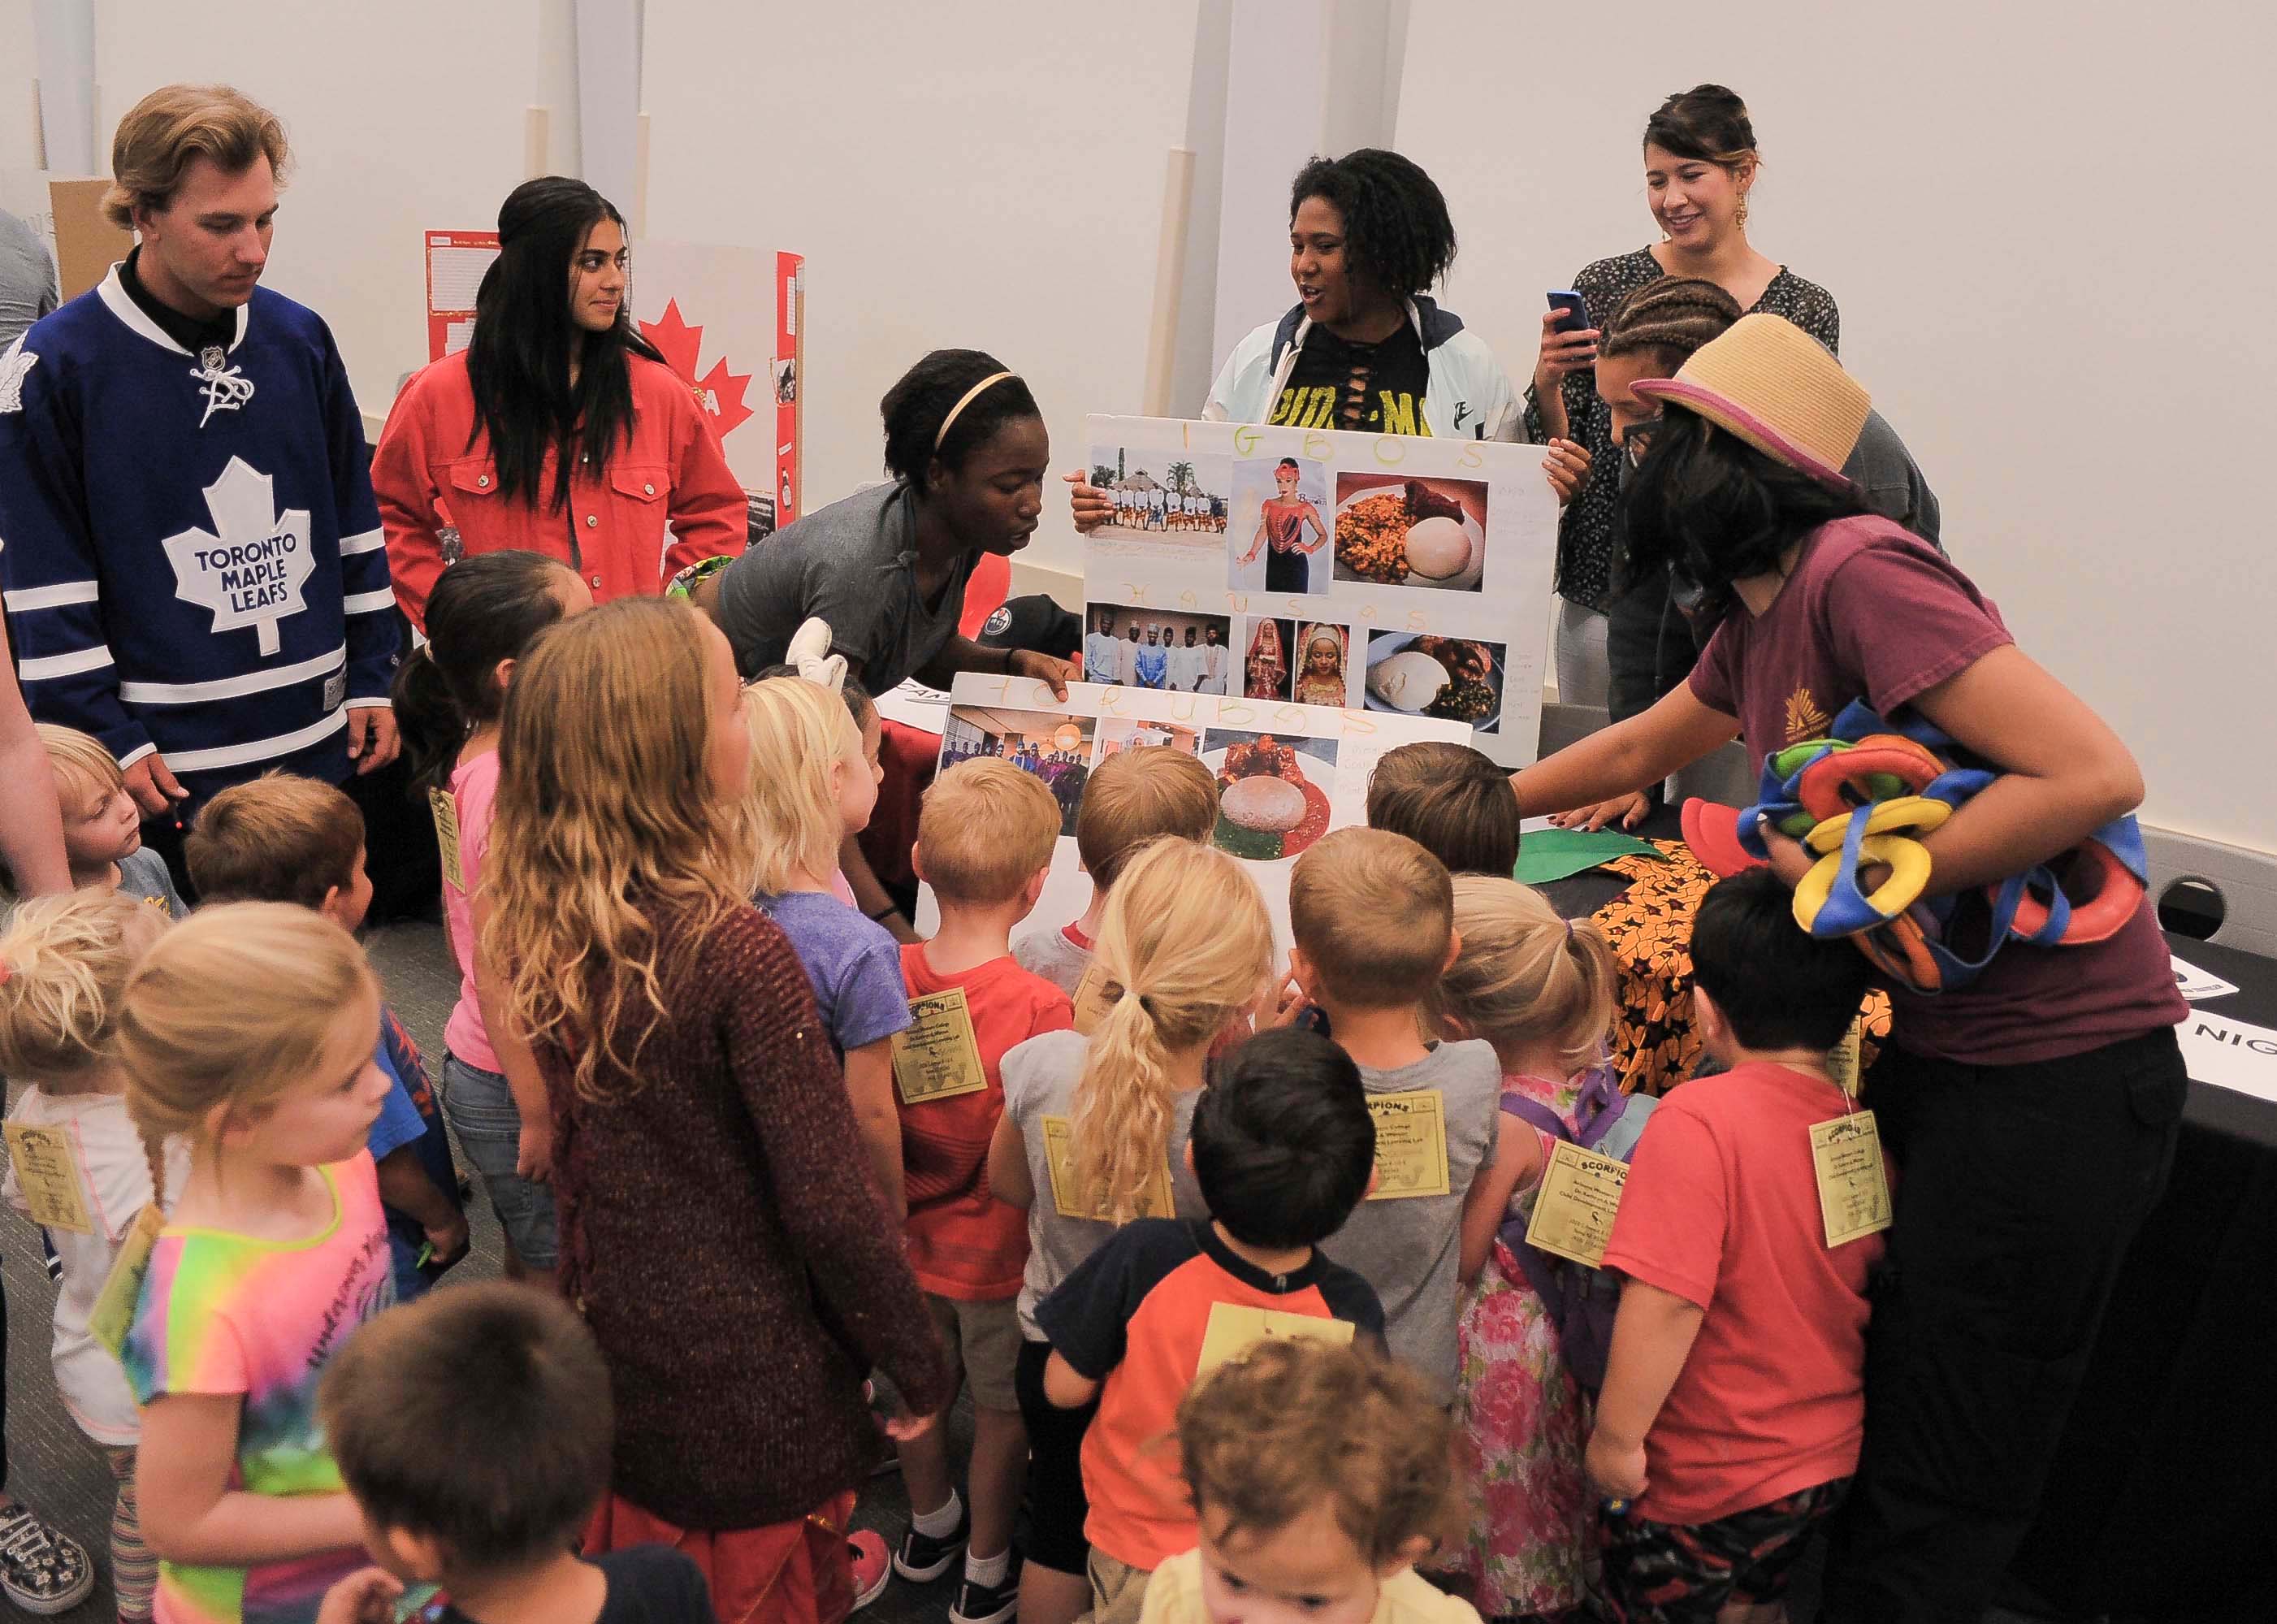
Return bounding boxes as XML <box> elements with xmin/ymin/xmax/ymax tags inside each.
<box><xmin>1081</xmin><ymin>418</ymin><xmax>1557</xmax><ymax>768</ymax></box>
<box><xmin>912</xmin><ymin>675</ymin><xmax>1470</xmax><ymax>957</ymax></box>
<box><xmin>630</xmin><ymin>240</ymin><xmax>803</xmax><ymax>539</ymax></box>
<box><xmin>47</xmin><ymin>179</ymin><xmax>132</xmax><ymax>303</ymax></box>
<box><xmin>423</xmin><ymin>230</ymin><xmax>500</xmax><ymax>361</ymax></box>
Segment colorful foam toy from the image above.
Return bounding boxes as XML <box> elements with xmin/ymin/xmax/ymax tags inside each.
<box><xmin>1682</xmin><ymin>699</ymin><xmax>2147</xmax><ymax>994</ymax></box>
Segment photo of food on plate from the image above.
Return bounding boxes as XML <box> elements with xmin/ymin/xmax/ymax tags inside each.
<box><xmin>1290</xmin><ymin>621</ymin><xmax>1353</xmax><ymax>708</ymax></box>
<box><xmin>1331</xmin><ymin>472</ymin><xmax>1488</xmax><ymax>593</ymax></box>
<box><xmin>1199</xmin><ymin>729</ymin><xmax>1338</xmax><ymax>862</ymax></box>
<box><xmin>940</xmin><ymin>706</ymin><xmax>1096</xmax><ymax>835</ymax></box>
<box><xmin>1363</xmin><ymin>632</ymin><xmax>1507</xmax><ymax>734</ymax></box>
<box><xmin>1082</xmin><ymin>604</ymin><xmax>1232</xmax><ymax>693</ymax></box>
<box><xmin>1240</xmin><ymin>617</ymin><xmax>1298</xmax><ymax>701</ymax></box>
<box><xmin>1088</xmin><ymin>446</ymin><xmax>1231</xmax><ymax>543</ymax></box>
<box><xmin>1093</xmin><ymin>717</ymin><xmax>1202</xmax><ymax>764</ymax></box>
<box><xmin>1229</xmin><ymin>454</ymin><xmax>1331</xmax><ymax>594</ymax></box>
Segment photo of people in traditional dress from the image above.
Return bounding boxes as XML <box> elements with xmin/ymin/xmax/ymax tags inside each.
<box><xmin>940</xmin><ymin>706</ymin><xmax>1096</xmax><ymax>834</ymax></box>
<box><xmin>1082</xmin><ymin>604</ymin><xmax>1232</xmax><ymax>693</ymax></box>
<box><xmin>1242</xmin><ymin>616</ymin><xmax>1297</xmax><ymax>701</ymax></box>
<box><xmin>1230</xmin><ymin>454</ymin><xmax>1331</xmax><ymax>594</ymax></box>
<box><xmin>1290</xmin><ymin>621</ymin><xmax>1353</xmax><ymax>708</ymax></box>
<box><xmin>1086</xmin><ymin>446</ymin><xmax>1230</xmax><ymax>543</ymax></box>
<box><xmin>1093</xmin><ymin>717</ymin><xmax>1203</xmax><ymax>764</ymax></box>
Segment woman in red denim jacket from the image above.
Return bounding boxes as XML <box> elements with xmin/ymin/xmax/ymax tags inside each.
<box><xmin>374</xmin><ymin>177</ymin><xmax>743</xmax><ymax>629</ymax></box>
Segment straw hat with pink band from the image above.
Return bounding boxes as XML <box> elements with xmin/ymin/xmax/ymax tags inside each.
<box><xmin>1630</xmin><ymin>312</ymin><xmax>1871</xmax><ymax>489</ymax></box>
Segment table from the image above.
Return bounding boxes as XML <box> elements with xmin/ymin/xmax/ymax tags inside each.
<box><xmin>1537</xmin><ymin>812</ymin><xmax>2277</xmax><ymax>1618</ymax></box>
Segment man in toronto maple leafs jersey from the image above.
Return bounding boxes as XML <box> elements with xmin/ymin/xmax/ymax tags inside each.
<box><xmin>0</xmin><ymin>84</ymin><xmax>399</xmax><ymax>873</ymax></box>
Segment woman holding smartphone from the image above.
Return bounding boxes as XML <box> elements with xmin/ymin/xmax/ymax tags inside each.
<box><xmin>1531</xmin><ymin>84</ymin><xmax>1838</xmax><ymax>706</ymax></box>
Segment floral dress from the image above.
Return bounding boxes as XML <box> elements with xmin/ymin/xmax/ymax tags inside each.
<box><xmin>1449</xmin><ymin>1071</ymin><xmax>1593</xmax><ymax>1618</ymax></box>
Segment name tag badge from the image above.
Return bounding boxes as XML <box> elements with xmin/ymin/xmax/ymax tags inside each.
<box><xmin>1826</xmin><ymin>1016</ymin><xmax>1864</xmax><ymax>1097</ymax></box>
<box><xmin>2</xmin><ymin>1121</ymin><xmax>93</xmax><ymax>1236</ymax></box>
<box><xmin>1070</xmin><ymin>963</ymin><xmax>1115</xmax><ymax>1037</ymax></box>
<box><xmin>1364</xmin><ymin>1089</ymin><xmax>1451</xmax><ymax>1200</ymax></box>
<box><xmin>1194</xmin><ymin>1300</ymin><xmax>1355</xmax><ymax>1379</ymax></box>
<box><xmin>890</xmin><ymin>987</ymin><xmax>990</xmax><ymax>1106</ymax></box>
<box><xmin>1523</xmin><ymin>1140</ymin><xmax>1630</xmax><ymax>1269</ymax></box>
<box><xmin>1040</xmin><ymin>1115</ymin><xmax>1174</xmax><ymax>1220</ymax></box>
<box><xmin>1810</xmin><ymin>1109</ymin><xmax>1894</xmax><ymax>1248</ymax></box>
<box><xmin>428</xmin><ymin>788</ymin><xmax>465</xmax><ymax>894</ymax></box>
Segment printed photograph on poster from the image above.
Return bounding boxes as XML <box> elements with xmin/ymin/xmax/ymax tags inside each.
<box><xmin>1086</xmin><ymin>446</ymin><xmax>1231</xmax><ymax>546</ymax></box>
<box><xmin>1364</xmin><ymin>632</ymin><xmax>1508</xmax><ymax>733</ymax></box>
<box><xmin>1202</xmin><ymin>730</ymin><xmax>1338</xmax><ymax>863</ymax></box>
<box><xmin>774</xmin><ymin>357</ymin><xmax>798</xmax><ymax>404</ymax></box>
<box><xmin>1289</xmin><ymin>621</ymin><xmax>1355</xmax><ymax>708</ymax></box>
<box><xmin>1239</xmin><ymin>617</ymin><xmax>1299</xmax><ymax>701</ymax></box>
<box><xmin>1230</xmin><ymin>455</ymin><xmax>1331</xmax><ymax>595</ymax></box>
<box><xmin>1082</xmin><ymin>604</ymin><xmax>1231</xmax><ymax>693</ymax></box>
<box><xmin>939</xmin><ymin>706</ymin><xmax>1095</xmax><ymax>834</ymax></box>
<box><xmin>1332</xmin><ymin>472</ymin><xmax>1488</xmax><ymax>592</ymax></box>
<box><xmin>1094</xmin><ymin>717</ymin><xmax>1203</xmax><ymax>762</ymax></box>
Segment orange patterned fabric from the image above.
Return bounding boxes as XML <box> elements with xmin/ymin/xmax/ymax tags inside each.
<box><xmin>1588</xmin><ymin>841</ymin><xmax>1892</xmax><ymax>1098</ymax></box>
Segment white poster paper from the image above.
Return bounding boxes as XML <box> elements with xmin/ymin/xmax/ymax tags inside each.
<box><xmin>2175</xmin><ymin>1009</ymin><xmax>2277</xmax><ymax>1106</ymax></box>
<box><xmin>2171</xmin><ymin>953</ymin><xmax>2240</xmax><ymax>1003</ymax></box>
<box><xmin>627</xmin><ymin>240</ymin><xmax>778</xmax><ymax>523</ymax></box>
<box><xmin>1080</xmin><ymin>418</ymin><xmax>1558</xmax><ymax>768</ymax></box>
<box><xmin>913</xmin><ymin>675</ymin><xmax>1470</xmax><ymax>957</ymax></box>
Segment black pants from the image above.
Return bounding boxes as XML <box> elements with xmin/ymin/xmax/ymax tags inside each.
<box><xmin>1820</xmin><ymin>1027</ymin><xmax>2188</xmax><ymax>1623</ymax></box>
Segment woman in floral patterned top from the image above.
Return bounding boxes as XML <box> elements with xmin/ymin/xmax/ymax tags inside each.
<box><xmin>1526</xmin><ymin>85</ymin><xmax>1838</xmax><ymax>705</ymax></box>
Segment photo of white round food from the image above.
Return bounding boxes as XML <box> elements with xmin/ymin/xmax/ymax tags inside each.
<box><xmin>1219</xmin><ymin>773</ymin><xmax>1308</xmax><ymax>834</ymax></box>
<box><xmin>1361</xmin><ymin>633</ymin><xmax>1508</xmax><ymax>734</ymax></box>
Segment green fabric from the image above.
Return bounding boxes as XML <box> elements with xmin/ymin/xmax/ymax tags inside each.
<box><xmin>1513</xmin><ymin>827</ymin><xmax>1664</xmax><ymax>886</ymax></box>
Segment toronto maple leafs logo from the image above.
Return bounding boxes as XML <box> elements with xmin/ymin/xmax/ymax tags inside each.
<box><xmin>0</xmin><ymin>341</ymin><xmax>35</xmax><ymax>414</ymax></box>
<box><xmin>639</xmin><ymin>299</ymin><xmax>755</xmax><ymax>440</ymax></box>
<box><xmin>162</xmin><ymin>457</ymin><xmax>315</xmax><ymax>656</ymax></box>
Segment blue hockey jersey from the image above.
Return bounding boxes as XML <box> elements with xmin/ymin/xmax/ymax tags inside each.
<box><xmin>0</xmin><ymin>266</ymin><xmax>398</xmax><ymax>802</ymax></box>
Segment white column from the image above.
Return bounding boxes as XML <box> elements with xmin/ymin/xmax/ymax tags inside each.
<box><xmin>32</xmin><ymin>0</ymin><xmax>96</xmax><ymax>175</ymax></box>
<box><xmin>574</xmin><ymin>0</ymin><xmax>642</xmax><ymax>211</ymax></box>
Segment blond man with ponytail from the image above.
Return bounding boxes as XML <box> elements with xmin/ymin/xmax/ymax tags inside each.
<box><xmin>986</xmin><ymin>839</ymin><xmax>1271</xmax><ymax>1624</ymax></box>
<box><xmin>107</xmin><ymin>903</ymin><xmax>397</xmax><ymax>1624</ymax></box>
<box><xmin>0</xmin><ymin>890</ymin><xmax>184</xmax><ymax>1620</ymax></box>
<box><xmin>1435</xmin><ymin>877</ymin><xmax>1619</xmax><ymax>1622</ymax></box>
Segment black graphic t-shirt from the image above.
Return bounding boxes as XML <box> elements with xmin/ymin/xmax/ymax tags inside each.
<box><xmin>1269</xmin><ymin>323</ymin><xmax>1433</xmax><ymax>436</ymax></box>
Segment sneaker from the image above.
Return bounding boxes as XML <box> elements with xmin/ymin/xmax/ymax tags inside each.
<box><xmin>849</xmin><ymin>1530</ymin><xmax>892</xmax><ymax>1613</ymax></box>
<box><xmin>950</xmin><ymin>1554</ymin><xmax>1024</xmax><ymax>1624</ymax></box>
<box><xmin>0</xmin><ymin>1504</ymin><xmax>93</xmax><ymax>1616</ymax></box>
<box><xmin>893</xmin><ymin>1505</ymin><xmax>970</xmax><ymax>1582</ymax></box>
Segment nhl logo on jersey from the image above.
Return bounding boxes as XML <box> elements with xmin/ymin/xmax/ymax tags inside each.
<box><xmin>199</xmin><ymin>345</ymin><xmax>227</xmax><ymax>372</ymax></box>
<box><xmin>162</xmin><ymin>457</ymin><xmax>315</xmax><ymax>656</ymax></box>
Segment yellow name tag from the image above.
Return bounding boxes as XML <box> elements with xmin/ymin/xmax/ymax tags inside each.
<box><xmin>1826</xmin><ymin>1016</ymin><xmax>1864</xmax><ymax>1098</ymax></box>
<box><xmin>1523</xmin><ymin>1139</ymin><xmax>1630</xmax><ymax>1268</ymax></box>
<box><xmin>1070</xmin><ymin>962</ymin><xmax>1115</xmax><ymax>1037</ymax></box>
<box><xmin>89</xmin><ymin>1203</ymin><xmax>166</xmax><ymax>1359</ymax></box>
<box><xmin>1810</xmin><ymin>1110</ymin><xmax>1893</xmax><ymax>1248</ymax></box>
<box><xmin>1040</xmin><ymin>1115</ymin><xmax>1175</xmax><ymax>1220</ymax></box>
<box><xmin>1365</xmin><ymin>1089</ymin><xmax>1450</xmax><ymax>1201</ymax></box>
<box><xmin>1194</xmin><ymin>1300</ymin><xmax>1355</xmax><ymax>1379</ymax></box>
<box><xmin>3</xmin><ymin>1121</ymin><xmax>93</xmax><ymax>1236</ymax></box>
<box><xmin>890</xmin><ymin>987</ymin><xmax>991</xmax><ymax>1106</ymax></box>
<box><xmin>428</xmin><ymin>787</ymin><xmax>465</xmax><ymax>894</ymax></box>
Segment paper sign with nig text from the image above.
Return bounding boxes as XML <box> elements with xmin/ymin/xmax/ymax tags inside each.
<box><xmin>1194</xmin><ymin>1301</ymin><xmax>1355</xmax><ymax>1379</ymax></box>
<box><xmin>1524</xmin><ymin>1140</ymin><xmax>1629</xmax><ymax>1267</ymax></box>
<box><xmin>1365</xmin><ymin>1089</ymin><xmax>1450</xmax><ymax>1200</ymax></box>
<box><xmin>891</xmin><ymin>988</ymin><xmax>990</xmax><ymax>1106</ymax></box>
<box><xmin>1810</xmin><ymin>1111</ymin><xmax>1894</xmax><ymax>1248</ymax></box>
<box><xmin>2</xmin><ymin>1122</ymin><xmax>92</xmax><ymax>1235</ymax></box>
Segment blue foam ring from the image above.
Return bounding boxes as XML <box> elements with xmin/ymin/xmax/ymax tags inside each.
<box><xmin>1738</xmin><ymin>741</ymin><xmax>1842</xmax><ymax>860</ymax></box>
<box><xmin>1916</xmin><ymin>870</ymin><xmax>2034</xmax><ymax>991</ymax></box>
<box><xmin>1803</xmin><ymin>803</ymin><xmax>1928</xmax><ymax>939</ymax></box>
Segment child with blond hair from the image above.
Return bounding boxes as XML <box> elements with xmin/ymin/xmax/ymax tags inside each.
<box><xmin>988</xmin><ymin>840</ymin><xmax>1272</xmax><ymax>1624</ymax></box>
<box><xmin>742</xmin><ymin>673</ymin><xmax>910</xmax><ymax>1215</ymax></box>
<box><xmin>1436</xmin><ymin>876</ymin><xmax>1622</xmax><ymax>1622</ymax></box>
<box><xmin>890</xmin><ymin>758</ymin><xmax>1074</xmax><ymax>1623</ymax></box>
<box><xmin>34</xmin><ymin>724</ymin><xmax>184</xmax><ymax>916</ymax></box>
<box><xmin>0</xmin><ymin>890</ymin><xmax>186</xmax><ymax>1620</ymax></box>
<box><xmin>1287</xmin><ymin>828</ymin><xmax>1503</xmax><ymax>1402</ymax></box>
<box><xmin>1011</xmin><ymin>747</ymin><xmax>1218</xmax><ymax>1007</ymax></box>
<box><xmin>1144</xmin><ymin>1337</ymin><xmax>1480</xmax><ymax>1624</ymax></box>
<box><xmin>112</xmin><ymin>903</ymin><xmax>400</xmax><ymax>1624</ymax></box>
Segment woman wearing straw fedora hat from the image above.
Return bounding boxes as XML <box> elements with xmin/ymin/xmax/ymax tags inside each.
<box><xmin>1508</xmin><ymin>313</ymin><xmax>2187</xmax><ymax>1624</ymax></box>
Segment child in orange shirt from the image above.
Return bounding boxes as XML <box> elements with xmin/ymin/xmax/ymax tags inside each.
<box><xmin>895</xmin><ymin>758</ymin><xmax>1077</xmax><ymax>1624</ymax></box>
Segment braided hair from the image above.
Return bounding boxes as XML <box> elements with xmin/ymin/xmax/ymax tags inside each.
<box><xmin>1600</xmin><ymin>277</ymin><xmax>1742</xmax><ymax>370</ymax></box>
<box><xmin>1288</xmin><ymin>149</ymin><xmax>1456</xmax><ymax>301</ymax></box>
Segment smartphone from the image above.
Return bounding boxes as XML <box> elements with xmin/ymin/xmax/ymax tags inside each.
<box><xmin>1548</xmin><ymin>290</ymin><xmax>1591</xmax><ymax>336</ymax></box>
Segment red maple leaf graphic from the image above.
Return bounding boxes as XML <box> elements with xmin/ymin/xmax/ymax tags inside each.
<box><xmin>638</xmin><ymin>298</ymin><xmax>755</xmax><ymax>441</ymax></box>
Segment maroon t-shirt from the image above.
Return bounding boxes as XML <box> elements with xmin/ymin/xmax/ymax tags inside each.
<box><xmin>1687</xmin><ymin>515</ymin><xmax>2184</xmax><ymax>1065</ymax></box>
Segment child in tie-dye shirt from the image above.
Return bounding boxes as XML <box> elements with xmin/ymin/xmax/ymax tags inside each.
<box><xmin>110</xmin><ymin>903</ymin><xmax>399</xmax><ymax>1624</ymax></box>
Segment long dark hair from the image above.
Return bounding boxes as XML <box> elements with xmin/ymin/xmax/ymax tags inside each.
<box><xmin>464</xmin><ymin>177</ymin><xmax>664</xmax><ymax>512</ymax></box>
<box><xmin>1621</xmin><ymin>405</ymin><xmax>1867</xmax><ymax>619</ymax></box>
<box><xmin>392</xmin><ymin>550</ymin><xmax>576</xmax><ymax>795</ymax></box>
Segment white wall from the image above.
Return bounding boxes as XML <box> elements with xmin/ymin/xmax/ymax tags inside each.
<box><xmin>1396</xmin><ymin>0</ymin><xmax>2277</xmax><ymax>855</ymax></box>
<box><xmin>85</xmin><ymin>0</ymin><xmax>560</xmax><ymax>422</ymax></box>
<box><xmin>639</xmin><ymin>0</ymin><xmax>1202</xmax><ymax>580</ymax></box>
<box><xmin>2</xmin><ymin>0</ymin><xmax>43</xmax><ymax>169</ymax></box>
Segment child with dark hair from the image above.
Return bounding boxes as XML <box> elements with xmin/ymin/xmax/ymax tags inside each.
<box><xmin>1588</xmin><ymin>868</ymin><xmax>1883</xmax><ymax>1623</ymax></box>
<box><xmin>1035</xmin><ymin>1028</ymin><xmax>1383</xmax><ymax>1624</ymax></box>
<box><xmin>1364</xmin><ymin>741</ymin><xmax>1522</xmax><ymax>877</ymax></box>
<box><xmin>314</xmin><ymin>1282</ymin><xmax>716</xmax><ymax>1623</ymax></box>
<box><xmin>1144</xmin><ymin>1337</ymin><xmax>1479</xmax><ymax>1624</ymax></box>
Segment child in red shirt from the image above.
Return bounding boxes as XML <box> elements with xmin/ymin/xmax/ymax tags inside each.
<box><xmin>1591</xmin><ymin>869</ymin><xmax>1886</xmax><ymax>1623</ymax></box>
<box><xmin>894</xmin><ymin>758</ymin><xmax>1076</xmax><ymax>1624</ymax></box>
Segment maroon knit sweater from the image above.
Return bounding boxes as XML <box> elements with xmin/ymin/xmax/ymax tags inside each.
<box><xmin>543</xmin><ymin>894</ymin><xmax>951</xmax><ymax>1530</ymax></box>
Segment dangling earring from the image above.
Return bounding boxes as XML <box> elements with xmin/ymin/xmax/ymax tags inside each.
<box><xmin>1736</xmin><ymin>193</ymin><xmax>1750</xmax><ymax>230</ymax></box>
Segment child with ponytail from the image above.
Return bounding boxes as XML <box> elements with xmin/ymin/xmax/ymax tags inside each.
<box><xmin>987</xmin><ymin>839</ymin><xmax>1272</xmax><ymax>1624</ymax></box>
<box><xmin>1435</xmin><ymin>877</ymin><xmax>1621</xmax><ymax>1623</ymax></box>
<box><xmin>390</xmin><ymin>548</ymin><xmax>591</xmax><ymax>1284</ymax></box>
<box><xmin>111</xmin><ymin>903</ymin><xmax>399</xmax><ymax>1624</ymax></box>
<box><xmin>0</xmin><ymin>891</ymin><xmax>184</xmax><ymax>1621</ymax></box>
